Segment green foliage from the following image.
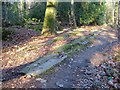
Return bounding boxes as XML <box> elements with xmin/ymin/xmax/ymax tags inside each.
<box><xmin>2</xmin><ymin>28</ymin><xmax>15</xmax><ymax>41</ymax></box>
<box><xmin>2</xmin><ymin>2</ymin><xmax>24</xmax><ymax>26</ymax></box>
<box><xmin>2</xmin><ymin>1</ymin><xmax>116</xmax><ymax>28</ymax></box>
<box><xmin>2</xmin><ymin>19</ymin><xmax>13</xmax><ymax>27</ymax></box>
<box><xmin>95</xmin><ymin>3</ymin><xmax>106</xmax><ymax>25</ymax></box>
<box><xmin>62</xmin><ymin>42</ymin><xmax>87</xmax><ymax>57</ymax></box>
<box><xmin>29</xmin><ymin>2</ymin><xmax>46</xmax><ymax>22</ymax></box>
<box><xmin>2</xmin><ymin>2</ymin><xmax>46</xmax><ymax>27</ymax></box>
<box><xmin>24</xmin><ymin>18</ymin><xmax>40</xmax><ymax>25</ymax></box>
<box><xmin>24</xmin><ymin>18</ymin><xmax>42</xmax><ymax>32</ymax></box>
<box><xmin>75</xmin><ymin>2</ymin><xmax>106</xmax><ymax>25</ymax></box>
<box><xmin>63</xmin><ymin>34</ymin><xmax>70</xmax><ymax>39</ymax></box>
<box><xmin>63</xmin><ymin>44</ymin><xmax>72</xmax><ymax>52</ymax></box>
<box><xmin>57</xmin><ymin>2</ymin><xmax>71</xmax><ymax>26</ymax></box>
<box><xmin>96</xmin><ymin>13</ymin><xmax>106</xmax><ymax>25</ymax></box>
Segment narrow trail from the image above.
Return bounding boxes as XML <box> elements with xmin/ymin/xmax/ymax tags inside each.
<box><xmin>37</xmin><ymin>29</ymin><xmax>117</xmax><ymax>88</ymax></box>
<box><xmin>2</xmin><ymin>27</ymin><xmax>118</xmax><ymax>88</ymax></box>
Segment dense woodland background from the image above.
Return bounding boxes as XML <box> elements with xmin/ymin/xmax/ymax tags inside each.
<box><xmin>2</xmin><ymin>1</ymin><xmax>119</xmax><ymax>35</ymax></box>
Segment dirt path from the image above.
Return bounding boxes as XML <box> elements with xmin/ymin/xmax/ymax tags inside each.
<box><xmin>36</xmin><ymin>28</ymin><xmax>117</xmax><ymax>88</ymax></box>
<box><xmin>2</xmin><ymin>27</ymin><xmax>118</xmax><ymax>88</ymax></box>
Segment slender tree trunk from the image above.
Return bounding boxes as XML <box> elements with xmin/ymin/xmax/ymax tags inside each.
<box><xmin>4</xmin><ymin>2</ymin><xmax>8</xmax><ymax>21</ymax></box>
<box><xmin>23</xmin><ymin>0</ymin><xmax>26</xmax><ymax>18</ymax></box>
<box><xmin>0</xmin><ymin>2</ymin><xmax>2</xmax><ymax>27</ymax></box>
<box><xmin>112</xmin><ymin>1</ymin><xmax>115</xmax><ymax>24</ymax></box>
<box><xmin>19</xmin><ymin>0</ymin><xmax>24</xmax><ymax>21</ymax></box>
<box><xmin>25</xmin><ymin>0</ymin><xmax>31</xmax><ymax>17</ymax></box>
<box><xmin>114</xmin><ymin>2</ymin><xmax>118</xmax><ymax>25</ymax></box>
<box><xmin>118</xmin><ymin>1</ymin><xmax>120</xmax><ymax>43</ymax></box>
<box><xmin>70</xmin><ymin>0</ymin><xmax>77</xmax><ymax>28</ymax></box>
<box><xmin>42</xmin><ymin>0</ymin><xmax>58</xmax><ymax>35</ymax></box>
<box><xmin>118</xmin><ymin>1</ymin><xmax>120</xmax><ymax>25</ymax></box>
<box><xmin>105</xmin><ymin>1</ymin><xmax>116</xmax><ymax>24</ymax></box>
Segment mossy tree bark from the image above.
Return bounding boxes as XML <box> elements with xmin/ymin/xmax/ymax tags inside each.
<box><xmin>42</xmin><ymin>0</ymin><xmax>59</xmax><ymax>36</ymax></box>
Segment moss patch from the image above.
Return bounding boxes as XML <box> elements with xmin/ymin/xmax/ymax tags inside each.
<box><xmin>63</xmin><ymin>33</ymin><xmax>70</xmax><ymax>39</ymax></box>
<box><xmin>45</xmin><ymin>39</ymin><xmax>55</xmax><ymax>45</ymax></box>
<box><xmin>45</xmin><ymin>36</ymin><xmax>65</xmax><ymax>46</ymax></box>
<box><xmin>53</xmin><ymin>36</ymin><xmax>64</xmax><ymax>42</ymax></box>
<box><xmin>35</xmin><ymin>66</ymin><xmax>56</xmax><ymax>78</ymax></box>
<box><xmin>54</xmin><ymin>35</ymin><xmax>93</xmax><ymax>55</ymax></box>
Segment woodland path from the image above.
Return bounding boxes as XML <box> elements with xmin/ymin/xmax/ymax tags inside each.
<box><xmin>2</xmin><ymin>27</ymin><xmax>118</xmax><ymax>88</ymax></box>
<box><xmin>36</xmin><ymin>27</ymin><xmax>117</xmax><ymax>88</ymax></box>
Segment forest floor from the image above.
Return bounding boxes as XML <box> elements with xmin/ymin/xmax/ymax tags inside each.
<box><xmin>1</xmin><ymin>25</ymin><xmax>120</xmax><ymax>88</ymax></box>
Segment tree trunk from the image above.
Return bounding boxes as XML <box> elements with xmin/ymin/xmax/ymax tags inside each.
<box><xmin>70</xmin><ymin>0</ymin><xmax>77</xmax><ymax>28</ymax></box>
<box><xmin>112</xmin><ymin>1</ymin><xmax>115</xmax><ymax>24</ymax></box>
<box><xmin>42</xmin><ymin>0</ymin><xmax>58</xmax><ymax>35</ymax></box>
<box><xmin>105</xmin><ymin>1</ymin><xmax>116</xmax><ymax>24</ymax></box>
<box><xmin>118</xmin><ymin>1</ymin><xmax>120</xmax><ymax>43</ymax></box>
<box><xmin>114</xmin><ymin>2</ymin><xmax>118</xmax><ymax>25</ymax></box>
<box><xmin>4</xmin><ymin>2</ymin><xmax>8</xmax><ymax>21</ymax></box>
<box><xmin>18</xmin><ymin>0</ymin><xmax>24</xmax><ymax>21</ymax></box>
<box><xmin>118</xmin><ymin>1</ymin><xmax>120</xmax><ymax>25</ymax></box>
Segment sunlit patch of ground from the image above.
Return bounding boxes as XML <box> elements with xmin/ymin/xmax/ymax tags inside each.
<box><xmin>2</xmin><ymin>25</ymin><xmax>116</xmax><ymax>69</ymax></box>
<box><xmin>89</xmin><ymin>34</ymin><xmax>119</xmax><ymax>88</ymax></box>
<box><xmin>90</xmin><ymin>53</ymin><xmax>107</xmax><ymax>66</ymax></box>
<box><xmin>2</xmin><ymin>25</ymin><xmax>118</xmax><ymax>88</ymax></box>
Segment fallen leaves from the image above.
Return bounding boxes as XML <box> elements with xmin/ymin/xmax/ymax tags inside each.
<box><xmin>2</xmin><ymin>25</ymin><xmax>119</xmax><ymax>88</ymax></box>
<box><xmin>90</xmin><ymin>53</ymin><xmax>107</xmax><ymax>66</ymax></box>
<box><xmin>94</xmin><ymin>43</ymin><xmax>120</xmax><ymax>89</ymax></box>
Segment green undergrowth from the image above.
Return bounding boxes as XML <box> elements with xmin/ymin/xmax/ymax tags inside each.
<box><xmin>35</xmin><ymin>66</ymin><xmax>56</xmax><ymax>78</ymax></box>
<box><xmin>24</xmin><ymin>18</ymin><xmax>43</xmax><ymax>32</ymax></box>
<box><xmin>54</xmin><ymin>35</ymin><xmax>93</xmax><ymax>55</ymax></box>
<box><xmin>64</xmin><ymin>41</ymin><xmax>92</xmax><ymax>58</ymax></box>
<box><xmin>62</xmin><ymin>33</ymin><xmax>70</xmax><ymax>39</ymax></box>
<box><xmin>65</xmin><ymin>44</ymin><xmax>87</xmax><ymax>58</ymax></box>
<box><xmin>2</xmin><ymin>28</ymin><xmax>15</xmax><ymax>41</ymax></box>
